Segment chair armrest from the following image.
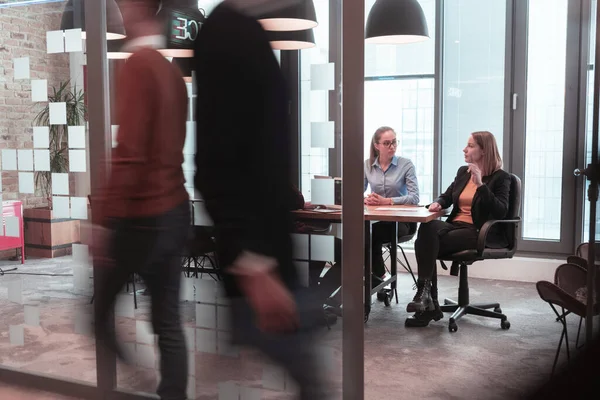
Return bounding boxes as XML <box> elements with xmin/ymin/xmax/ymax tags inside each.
<box><xmin>476</xmin><ymin>218</ymin><xmax>521</xmax><ymax>255</ymax></box>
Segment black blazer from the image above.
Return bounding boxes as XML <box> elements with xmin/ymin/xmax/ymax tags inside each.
<box><xmin>434</xmin><ymin>166</ymin><xmax>511</xmax><ymax>248</ymax></box>
<box><xmin>193</xmin><ymin>3</ymin><xmax>298</xmax><ymax>297</ymax></box>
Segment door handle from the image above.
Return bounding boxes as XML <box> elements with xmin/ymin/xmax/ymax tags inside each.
<box><xmin>574</xmin><ymin>164</ymin><xmax>599</xmax><ymax>179</ymax></box>
<box><xmin>574</xmin><ymin>167</ymin><xmax>586</xmax><ymax>177</ymax></box>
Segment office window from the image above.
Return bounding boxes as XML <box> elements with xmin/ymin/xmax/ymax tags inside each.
<box><xmin>441</xmin><ymin>0</ymin><xmax>506</xmax><ymax>191</ymax></box>
<box><xmin>364</xmin><ymin>0</ymin><xmax>435</xmax><ymax>77</ymax></box>
<box><xmin>364</xmin><ymin>0</ymin><xmax>435</xmax><ymax>205</ymax></box>
<box><xmin>583</xmin><ymin>0</ymin><xmax>600</xmax><ymax>242</ymax></box>
<box><xmin>300</xmin><ymin>0</ymin><xmax>330</xmax><ymax>201</ymax></box>
<box><xmin>521</xmin><ymin>0</ymin><xmax>568</xmax><ymax>241</ymax></box>
<box><xmin>364</xmin><ymin>79</ymin><xmax>435</xmax><ymax>204</ymax></box>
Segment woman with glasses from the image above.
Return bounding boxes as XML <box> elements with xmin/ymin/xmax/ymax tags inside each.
<box><xmin>364</xmin><ymin>126</ymin><xmax>420</xmax><ymax>288</ymax></box>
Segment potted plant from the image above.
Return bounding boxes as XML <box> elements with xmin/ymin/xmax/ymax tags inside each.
<box><xmin>23</xmin><ymin>81</ymin><xmax>87</xmax><ymax>258</ymax></box>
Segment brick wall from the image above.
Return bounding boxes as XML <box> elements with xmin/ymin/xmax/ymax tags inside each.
<box><xmin>0</xmin><ymin>1</ymin><xmax>71</xmax><ymax>258</ymax></box>
<box><xmin>0</xmin><ymin>2</ymin><xmax>71</xmax><ymax>206</ymax></box>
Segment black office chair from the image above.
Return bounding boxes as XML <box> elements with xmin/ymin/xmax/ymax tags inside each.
<box><xmin>182</xmin><ymin>225</ymin><xmax>221</xmax><ymax>280</ymax></box>
<box><xmin>438</xmin><ymin>173</ymin><xmax>522</xmax><ymax>332</ymax></box>
<box><xmin>379</xmin><ymin>223</ymin><xmax>418</xmax><ymax>306</ymax></box>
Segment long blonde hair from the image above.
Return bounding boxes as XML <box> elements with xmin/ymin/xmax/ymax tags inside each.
<box><xmin>369</xmin><ymin>126</ymin><xmax>396</xmax><ymax>167</ymax></box>
<box><xmin>471</xmin><ymin>131</ymin><xmax>502</xmax><ymax>176</ymax></box>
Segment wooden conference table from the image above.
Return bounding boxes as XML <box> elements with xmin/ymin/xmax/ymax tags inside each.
<box><xmin>292</xmin><ymin>205</ymin><xmax>447</xmax><ymax>321</ymax></box>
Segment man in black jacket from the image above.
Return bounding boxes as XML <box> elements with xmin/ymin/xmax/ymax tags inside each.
<box><xmin>193</xmin><ymin>1</ymin><xmax>331</xmax><ymax>398</ymax></box>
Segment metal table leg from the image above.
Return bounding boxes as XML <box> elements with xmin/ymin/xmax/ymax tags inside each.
<box><xmin>364</xmin><ymin>221</ymin><xmax>372</xmax><ymax>322</ymax></box>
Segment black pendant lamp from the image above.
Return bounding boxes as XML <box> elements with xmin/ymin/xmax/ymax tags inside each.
<box><xmin>267</xmin><ymin>28</ymin><xmax>315</xmax><ymax>50</ymax></box>
<box><xmin>172</xmin><ymin>57</ymin><xmax>193</xmax><ymax>83</ymax></box>
<box><xmin>60</xmin><ymin>0</ymin><xmax>125</xmax><ymax>40</ymax></box>
<box><xmin>258</xmin><ymin>0</ymin><xmax>317</xmax><ymax>32</ymax></box>
<box><xmin>365</xmin><ymin>0</ymin><xmax>429</xmax><ymax>44</ymax></box>
<box><xmin>157</xmin><ymin>0</ymin><xmax>206</xmax><ymax>57</ymax></box>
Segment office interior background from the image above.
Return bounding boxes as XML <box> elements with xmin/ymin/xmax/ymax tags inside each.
<box><xmin>0</xmin><ymin>0</ymin><xmax>598</xmax><ymax>399</ymax></box>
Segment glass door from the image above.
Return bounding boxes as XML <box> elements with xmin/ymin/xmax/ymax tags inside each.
<box><xmin>511</xmin><ymin>0</ymin><xmax>581</xmax><ymax>254</ymax></box>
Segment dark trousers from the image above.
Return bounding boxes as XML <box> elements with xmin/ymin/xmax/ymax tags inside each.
<box><xmin>414</xmin><ymin>220</ymin><xmax>478</xmax><ymax>288</ymax></box>
<box><xmin>308</xmin><ymin>236</ymin><xmax>341</xmax><ymax>293</ymax></box>
<box><xmin>229</xmin><ymin>291</ymin><xmax>333</xmax><ymax>400</ymax></box>
<box><xmin>372</xmin><ymin>222</ymin><xmax>411</xmax><ymax>278</ymax></box>
<box><xmin>95</xmin><ymin>202</ymin><xmax>190</xmax><ymax>400</ymax></box>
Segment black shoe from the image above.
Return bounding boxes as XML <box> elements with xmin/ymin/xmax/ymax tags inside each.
<box><xmin>323</xmin><ymin>310</ymin><xmax>338</xmax><ymax>325</ymax></box>
<box><xmin>406</xmin><ymin>279</ymin><xmax>433</xmax><ymax>313</ymax></box>
<box><xmin>324</xmin><ymin>304</ymin><xmax>342</xmax><ymax>318</ymax></box>
<box><xmin>405</xmin><ymin>300</ymin><xmax>443</xmax><ymax>327</ymax></box>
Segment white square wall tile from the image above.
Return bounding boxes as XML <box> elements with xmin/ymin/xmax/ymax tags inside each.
<box><xmin>310</xmin><ymin>235</ymin><xmax>335</xmax><ymax>262</ymax></box>
<box><xmin>68</xmin><ymin>149</ymin><xmax>87</xmax><ymax>172</ymax></box>
<box><xmin>311</xmin><ymin>178</ymin><xmax>335</xmax><ymax>205</ymax></box>
<box><xmin>195</xmin><ymin>304</ymin><xmax>216</xmax><ymax>329</ymax></box>
<box><xmin>136</xmin><ymin>320</ymin><xmax>155</xmax><ymax>345</ymax></box>
<box><xmin>31</xmin><ymin>79</ymin><xmax>48</xmax><ymax>102</ymax></box>
<box><xmin>7</xmin><ymin>278</ymin><xmax>23</xmax><ymax>304</ymax></box>
<box><xmin>49</xmin><ymin>102</ymin><xmax>67</xmax><ymax>125</ymax></box>
<box><xmin>24</xmin><ymin>305</ymin><xmax>40</xmax><ymax>326</ymax></box>
<box><xmin>70</xmin><ymin>197</ymin><xmax>88</xmax><ymax>220</ymax></box>
<box><xmin>46</xmin><ymin>30</ymin><xmax>65</xmax><ymax>54</ymax></box>
<box><xmin>195</xmin><ymin>328</ymin><xmax>217</xmax><ymax>354</ymax></box>
<box><xmin>2</xmin><ymin>149</ymin><xmax>18</xmax><ymax>171</ymax></box>
<box><xmin>13</xmin><ymin>57</ymin><xmax>30</xmax><ymax>80</ymax></box>
<box><xmin>310</xmin><ymin>121</ymin><xmax>335</xmax><ymax>148</ymax></box>
<box><xmin>5</xmin><ymin>216</ymin><xmax>20</xmax><ymax>238</ymax></box>
<box><xmin>52</xmin><ymin>173</ymin><xmax>69</xmax><ymax>195</ymax></box>
<box><xmin>34</xmin><ymin>149</ymin><xmax>51</xmax><ymax>171</ymax></box>
<box><xmin>72</xmin><ymin>243</ymin><xmax>89</xmax><ymax>263</ymax></box>
<box><xmin>52</xmin><ymin>196</ymin><xmax>70</xmax><ymax>219</ymax></box>
<box><xmin>64</xmin><ymin>28</ymin><xmax>83</xmax><ymax>52</ymax></box>
<box><xmin>68</xmin><ymin>126</ymin><xmax>86</xmax><ymax>148</ymax></box>
<box><xmin>18</xmin><ymin>172</ymin><xmax>34</xmax><ymax>194</ymax></box>
<box><xmin>33</xmin><ymin>127</ymin><xmax>50</xmax><ymax>148</ymax></box>
<box><xmin>310</xmin><ymin>63</ymin><xmax>335</xmax><ymax>91</ymax></box>
<box><xmin>17</xmin><ymin>149</ymin><xmax>34</xmax><ymax>171</ymax></box>
<box><xmin>9</xmin><ymin>325</ymin><xmax>24</xmax><ymax>346</ymax></box>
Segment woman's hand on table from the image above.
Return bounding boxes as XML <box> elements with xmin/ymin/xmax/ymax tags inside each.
<box><xmin>303</xmin><ymin>201</ymin><xmax>317</xmax><ymax>210</ymax></box>
<box><xmin>428</xmin><ymin>202</ymin><xmax>442</xmax><ymax>212</ymax></box>
<box><xmin>364</xmin><ymin>193</ymin><xmax>393</xmax><ymax>206</ymax></box>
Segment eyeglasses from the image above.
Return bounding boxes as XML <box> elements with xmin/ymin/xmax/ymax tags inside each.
<box><xmin>378</xmin><ymin>140</ymin><xmax>398</xmax><ymax>148</ymax></box>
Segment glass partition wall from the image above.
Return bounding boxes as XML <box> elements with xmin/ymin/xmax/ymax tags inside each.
<box><xmin>0</xmin><ymin>0</ymin><xmax>97</xmax><ymax>396</ymax></box>
<box><xmin>0</xmin><ymin>0</ymin><xmax>353</xmax><ymax>399</ymax></box>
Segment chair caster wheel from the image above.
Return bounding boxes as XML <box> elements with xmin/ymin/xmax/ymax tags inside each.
<box><xmin>364</xmin><ymin>312</ymin><xmax>369</xmax><ymax>323</ymax></box>
<box><xmin>448</xmin><ymin>321</ymin><xmax>458</xmax><ymax>332</ymax></box>
<box><xmin>376</xmin><ymin>290</ymin><xmax>386</xmax><ymax>302</ymax></box>
<box><xmin>494</xmin><ymin>307</ymin><xmax>502</xmax><ymax>314</ymax></box>
<box><xmin>501</xmin><ymin>319</ymin><xmax>511</xmax><ymax>330</ymax></box>
<box><xmin>383</xmin><ymin>292</ymin><xmax>391</xmax><ymax>307</ymax></box>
